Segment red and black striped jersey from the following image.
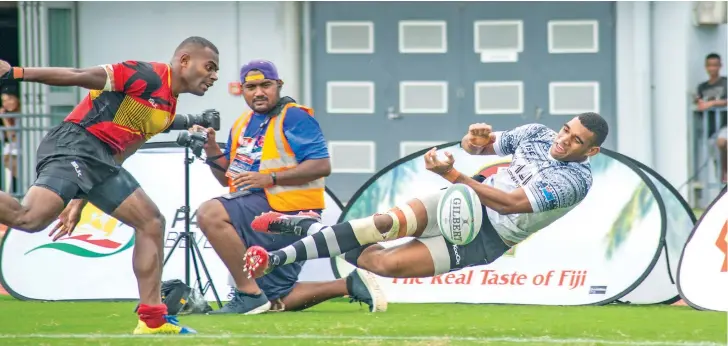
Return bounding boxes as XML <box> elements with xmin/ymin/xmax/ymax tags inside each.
<box><xmin>64</xmin><ymin>61</ymin><xmax>178</xmax><ymax>154</ymax></box>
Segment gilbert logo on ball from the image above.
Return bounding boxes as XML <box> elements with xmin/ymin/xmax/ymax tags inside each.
<box><xmin>437</xmin><ymin>184</ymin><xmax>483</xmax><ymax>246</ymax></box>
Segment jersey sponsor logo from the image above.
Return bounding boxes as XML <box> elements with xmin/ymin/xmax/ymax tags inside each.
<box><xmin>539</xmin><ymin>183</ymin><xmax>556</xmax><ymax>202</ymax></box>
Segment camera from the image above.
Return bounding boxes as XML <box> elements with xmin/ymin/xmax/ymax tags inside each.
<box><xmin>176</xmin><ymin>128</ymin><xmax>209</xmax><ymax>158</ymax></box>
<box><xmin>165</xmin><ymin>109</ymin><xmax>221</xmax><ymax>132</ymax></box>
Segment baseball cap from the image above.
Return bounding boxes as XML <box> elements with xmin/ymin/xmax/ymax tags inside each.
<box><xmin>240</xmin><ymin>60</ymin><xmax>280</xmax><ymax>83</ymax></box>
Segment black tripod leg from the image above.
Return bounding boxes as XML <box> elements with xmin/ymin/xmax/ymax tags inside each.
<box><xmin>189</xmin><ymin>237</ymin><xmax>223</xmax><ymax>308</ymax></box>
<box><xmin>187</xmin><ymin>238</ymin><xmax>206</xmax><ymax>296</ymax></box>
<box><xmin>162</xmin><ymin>231</ymin><xmax>186</xmax><ymax>266</ymax></box>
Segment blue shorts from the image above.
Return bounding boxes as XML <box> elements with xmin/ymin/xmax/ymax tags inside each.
<box><xmin>216</xmin><ymin>191</ymin><xmax>321</xmax><ymax>301</ymax></box>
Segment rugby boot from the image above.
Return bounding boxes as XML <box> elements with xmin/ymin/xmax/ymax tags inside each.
<box><xmin>251</xmin><ymin>211</ymin><xmax>321</xmax><ymax>236</ymax></box>
<box><xmin>242</xmin><ymin>245</ymin><xmax>273</xmax><ymax>279</ymax></box>
<box><xmin>207</xmin><ymin>289</ymin><xmax>271</xmax><ymax>315</ymax></box>
<box><xmin>346</xmin><ymin>268</ymin><xmax>388</xmax><ymax>313</ymax></box>
<box><xmin>132</xmin><ymin>315</ymin><xmax>197</xmax><ymax>335</ymax></box>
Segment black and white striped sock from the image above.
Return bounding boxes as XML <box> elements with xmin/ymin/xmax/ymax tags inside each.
<box><xmin>269</xmin><ymin>222</ymin><xmax>362</xmax><ymax>266</ymax></box>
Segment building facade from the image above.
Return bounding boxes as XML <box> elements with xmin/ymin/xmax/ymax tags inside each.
<box><xmin>11</xmin><ymin>1</ymin><xmax>728</xmax><ymax>203</ymax></box>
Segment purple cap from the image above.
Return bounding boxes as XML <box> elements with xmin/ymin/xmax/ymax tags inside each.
<box><xmin>240</xmin><ymin>60</ymin><xmax>280</xmax><ymax>83</ymax></box>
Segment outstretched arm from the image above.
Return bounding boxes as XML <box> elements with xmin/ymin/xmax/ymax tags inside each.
<box><xmin>21</xmin><ymin>67</ymin><xmax>108</xmax><ymax>90</ymax></box>
<box><xmin>1</xmin><ymin>59</ymin><xmax>109</xmax><ymax>90</ymax></box>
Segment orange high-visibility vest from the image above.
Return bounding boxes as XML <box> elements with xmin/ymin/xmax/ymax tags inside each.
<box><xmin>227</xmin><ymin>103</ymin><xmax>325</xmax><ymax>211</ymax></box>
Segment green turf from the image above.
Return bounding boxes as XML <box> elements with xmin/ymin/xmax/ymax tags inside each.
<box><xmin>0</xmin><ymin>296</ymin><xmax>724</xmax><ymax>346</ymax></box>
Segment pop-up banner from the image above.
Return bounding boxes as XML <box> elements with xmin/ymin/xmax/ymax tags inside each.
<box><xmin>331</xmin><ymin>142</ymin><xmax>695</xmax><ymax>306</ymax></box>
<box><xmin>0</xmin><ymin>143</ymin><xmax>344</xmax><ymax>301</ymax></box>
<box><xmin>677</xmin><ymin>187</ymin><xmax>727</xmax><ymax>312</ymax></box>
<box><xmin>610</xmin><ymin>153</ymin><xmax>697</xmax><ymax>305</ymax></box>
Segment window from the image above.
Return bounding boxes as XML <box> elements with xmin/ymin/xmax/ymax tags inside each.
<box><xmin>549</xmin><ymin>82</ymin><xmax>600</xmax><ymax>115</ymax></box>
<box><xmin>329</xmin><ymin>141</ymin><xmax>376</xmax><ymax>173</ymax></box>
<box><xmin>475</xmin><ymin>81</ymin><xmax>524</xmax><ymax>115</ymax></box>
<box><xmin>326</xmin><ymin>21</ymin><xmax>374</xmax><ymax>54</ymax></box>
<box><xmin>548</xmin><ymin>20</ymin><xmax>599</xmax><ymax>54</ymax></box>
<box><xmin>474</xmin><ymin>20</ymin><xmax>523</xmax><ymax>53</ymax></box>
<box><xmin>326</xmin><ymin>82</ymin><xmax>375</xmax><ymax>114</ymax></box>
<box><xmin>48</xmin><ymin>8</ymin><xmax>75</xmax><ymax>94</ymax></box>
<box><xmin>399</xmin><ymin>81</ymin><xmax>448</xmax><ymax>114</ymax></box>
<box><xmin>399</xmin><ymin>21</ymin><xmax>447</xmax><ymax>54</ymax></box>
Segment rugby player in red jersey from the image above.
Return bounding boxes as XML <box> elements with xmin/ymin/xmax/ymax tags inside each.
<box><xmin>0</xmin><ymin>36</ymin><xmax>219</xmax><ymax>335</ymax></box>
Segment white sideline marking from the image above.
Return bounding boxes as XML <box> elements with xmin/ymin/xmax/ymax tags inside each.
<box><xmin>0</xmin><ymin>334</ymin><xmax>721</xmax><ymax>345</ymax></box>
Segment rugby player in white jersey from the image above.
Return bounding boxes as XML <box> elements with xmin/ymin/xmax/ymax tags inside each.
<box><xmin>241</xmin><ymin>113</ymin><xmax>608</xmax><ymax>285</ymax></box>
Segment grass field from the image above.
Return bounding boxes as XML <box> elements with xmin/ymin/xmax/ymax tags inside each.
<box><xmin>0</xmin><ymin>295</ymin><xmax>725</xmax><ymax>346</ymax></box>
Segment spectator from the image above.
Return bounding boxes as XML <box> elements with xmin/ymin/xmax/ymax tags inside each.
<box><xmin>695</xmin><ymin>53</ymin><xmax>727</xmax><ymax>183</ymax></box>
<box><xmin>0</xmin><ymin>84</ymin><xmax>19</xmax><ymax>193</ymax></box>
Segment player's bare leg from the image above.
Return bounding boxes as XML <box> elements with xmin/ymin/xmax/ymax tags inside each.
<box><xmin>0</xmin><ymin>186</ymin><xmax>66</xmax><ymax>233</ymax></box>
<box><xmin>244</xmin><ymin>190</ymin><xmax>441</xmax><ymax>278</ymax></box>
<box><xmin>277</xmin><ymin>267</ymin><xmax>387</xmax><ymax>313</ymax></box>
<box><xmin>111</xmin><ymin>188</ymin><xmax>166</xmax><ymax>307</ymax></box>
<box><xmin>197</xmin><ymin>199</ymin><xmax>263</xmax><ymax>295</ymax></box>
<box><xmin>197</xmin><ymin>199</ymin><xmax>271</xmax><ymax>315</ymax></box>
<box><xmin>109</xmin><ymin>187</ymin><xmax>194</xmax><ymax>334</ymax></box>
<box><xmin>355</xmin><ymin>241</ymin><xmax>437</xmax><ymax>278</ymax></box>
<box><xmin>276</xmin><ymin>280</ymin><xmax>349</xmax><ymax>311</ymax></box>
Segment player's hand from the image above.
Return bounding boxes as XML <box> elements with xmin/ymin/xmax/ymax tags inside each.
<box><xmin>232</xmin><ymin>171</ymin><xmax>274</xmax><ymax>190</ymax></box>
<box><xmin>467</xmin><ymin>123</ymin><xmax>494</xmax><ymax>147</ymax></box>
<box><xmin>0</xmin><ymin>60</ymin><xmax>11</xmax><ymax>82</ymax></box>
<box><xmin>424</xmin><ymin>147</ymin><xmax>455</xmax><ymax>176</ymax></box>
<box><xmin>48</xmin><ymin>200</ymin><xmax>87</xmax><ymax>242</ymax></box>
<box><xmin>189</xmin><ymin>125</ymin><xmax>217</xmax><ymax>151</ymax></box>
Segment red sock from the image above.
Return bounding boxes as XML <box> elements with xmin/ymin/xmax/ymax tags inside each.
<box><xmin>137</xmin><ymin>304</ymin><xmax>168</xmax><ymax>328</ymax></box>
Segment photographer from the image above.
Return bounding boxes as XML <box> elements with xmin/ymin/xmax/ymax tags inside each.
<box><xmin>194</xmin><ymin>60</ymin><xmax>385</xmax><ymax>315</ymax></box>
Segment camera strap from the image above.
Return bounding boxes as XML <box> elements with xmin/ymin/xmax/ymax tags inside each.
<box><xmin>205</xmin><ymin>153</ymin><xmax>228</xmax><ymax>173</ymax></box>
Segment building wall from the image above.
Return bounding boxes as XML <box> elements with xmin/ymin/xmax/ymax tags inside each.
<box><xmin>306</xmin><ymin>1</ymin><xmax>618</xmax><ymax>202</ymax></box>
<box><xmin>77</xmin><ymin>1</ymin><xmax>301</xmax><ymax>144</ymax></box>
<box><xmin>74</xmin><ymin>1</ymin><xmax>726</xmax><ymax>202</ymax></box>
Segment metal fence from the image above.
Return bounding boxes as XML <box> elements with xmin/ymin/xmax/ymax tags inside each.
<box><xmin>0</xmin><ymin>113</ymin><xmax>65</xmax><ymax>200</ymax></box>
<box><xmin>689</xmin><ymin>106</ymin><xmax>727</xmax><ymax>208</ymax></box>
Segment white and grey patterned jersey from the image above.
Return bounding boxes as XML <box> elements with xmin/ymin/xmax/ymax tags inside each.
<box><xmin>483</xmin><ymin>123</ymin><xmax>593</xmax><ymax>244</ymax></box>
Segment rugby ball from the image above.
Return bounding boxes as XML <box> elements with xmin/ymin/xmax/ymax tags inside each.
<box><xmin>437</xmin><ymin>184</ymin><xmax>483</xmax><ymax>246</ymax></box>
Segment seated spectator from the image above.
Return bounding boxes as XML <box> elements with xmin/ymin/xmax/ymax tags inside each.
<box><xmin>694</xmin><ymin>53</ymin><xmax>727</xmax><ymax>183</ymax></box>
<box><xmin>0</xmin><ymin>84</ymin><xmax>20</xmax><ymax>193</ymax></box>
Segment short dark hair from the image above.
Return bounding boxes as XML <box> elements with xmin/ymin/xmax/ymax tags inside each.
<box><xmin>706</xmin><ymin>53</ymin><xmax>721</xmax><ymax>61</ymax></box>
<box><xmin>578</xmin><ymin>112</ymin><xmax>609</xmax><ymax>147</ymax></box>
<box><xmin>175</xmin><ymin>36</ymin><xmax>219</xmax><ymax>55</ymax></box>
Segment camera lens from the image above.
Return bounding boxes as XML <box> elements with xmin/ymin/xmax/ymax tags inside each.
<box><xmin>176</xmin><ymin>131</ymin><xmax>191</xmax><ymax>147</ymax></box>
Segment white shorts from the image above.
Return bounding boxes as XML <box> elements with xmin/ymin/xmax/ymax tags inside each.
<box><xmin>414</xmin><ymin>189</ymin><xmax>511</xmax><ymax>275</ymax></box>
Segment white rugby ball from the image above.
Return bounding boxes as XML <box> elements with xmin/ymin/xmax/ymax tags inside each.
<box><xmin>436</xmin><ymin>184</ymin><xmax>483</xmax><ymax>246</ymax></box>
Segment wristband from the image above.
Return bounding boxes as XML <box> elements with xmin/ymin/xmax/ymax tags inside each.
<box><xmin>443</xmin><ymin>169</ymin><xmax>460</xmax><ymax>183</ymax></box>
<box><xmin>1</xmin><ymin>67</ymin><xmax>24</xmax><ymax>81</ymax></box>
<box><xmin>270</xmin><ymin>172</ymin><xmax>278</xmax><ymax>185</ymax></box>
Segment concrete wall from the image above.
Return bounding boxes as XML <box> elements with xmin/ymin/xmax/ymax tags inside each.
<box><xmin>77</xmin><ymin>1</ymin><xmax>301</xmax><ymax>144</ymax></box>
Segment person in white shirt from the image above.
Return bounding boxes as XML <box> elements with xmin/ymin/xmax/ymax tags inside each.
<box><xmin>241</xmin><ymin>113</ymin><xmax>608</xmax><ymax>279</ymax></box>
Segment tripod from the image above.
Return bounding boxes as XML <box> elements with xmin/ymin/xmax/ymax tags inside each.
<box><xmin>162</xmin><ymin>146</ymin><xmax>222</xmax><ymax>309</ymax></box>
